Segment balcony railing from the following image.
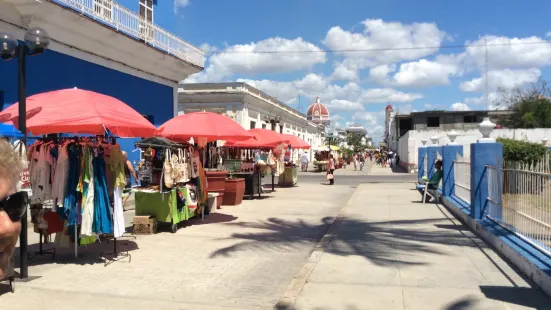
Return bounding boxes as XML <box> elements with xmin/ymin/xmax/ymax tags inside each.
<box><xmin>56</xmin><ymin>0</ymin><xmax>205</xmax><ymax>67</ymax></box>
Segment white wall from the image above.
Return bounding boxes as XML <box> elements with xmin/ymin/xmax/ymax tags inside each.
<box><xmin>399</xmin><ymin>128</ymin><xmax>551</xmax><ymax>168</ymax></box>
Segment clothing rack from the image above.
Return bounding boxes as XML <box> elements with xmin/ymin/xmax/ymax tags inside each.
<box><xmin>29</xmin><ymin>134</ymin><xmax>120</xmax><ymax>261</ymax></box>
<box><xmin>28</xmin><ymin>231</ymin><xmax>55</xmax><ymax>260</ymax></box>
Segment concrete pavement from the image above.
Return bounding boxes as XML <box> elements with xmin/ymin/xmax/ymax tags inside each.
<box><xmin>2</xmin><ymin>182</ymin><xmax>355</xmax><ymax>309</ymax></box>
<box><xmin>280</xmin><ymin>183</ymin><xmax>551</xmax><ymax>310</ymax></box>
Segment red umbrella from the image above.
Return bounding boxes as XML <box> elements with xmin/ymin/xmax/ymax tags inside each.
<box><xmin>283</xmin><ymin>134</ymin><xmax>311</xmax><ymax>149</ymax></box>
<box><xmin>155</xmin><ymin>111</ymin><xmax>254</xmax><ymax>143</ymax></box>
<box><xmin>0</xmin><ymin>88</ymin><xmax>156</xmax><ymax>137</ymax></box>
<box><xmin>225</xmin><ymin>128</ymin><xmax>290</xmax><ymax>148</ymax></box>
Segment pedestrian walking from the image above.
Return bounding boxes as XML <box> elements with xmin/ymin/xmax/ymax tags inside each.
<box><xmin>359</xmin><ymin>153</ymin><xmax>365</xmax><ymax>171</ymax></box>
<box><xmin>300</xmin><ymin>151</ymin><xmax>309</xmax><ymax>172</ymax></box>
<box><xmin>326</xmin><ymin>154</ymin><xmax>335</xmax><ymax>185</ymax></box>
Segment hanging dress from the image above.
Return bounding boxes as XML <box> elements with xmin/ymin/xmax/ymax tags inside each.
<box><xmin>31</xmin><ymin>143</ymin><xmax>52</xmax><ymax>204</ymax></box>
<box><xmin>92</xmin><ymin>149</ymin><xmax>113</xmax><ymax>234</ymax></box>
<box><xmin>51</xmin><ymin>143</ymin><xmax>70</xmax><ymax>208</ymax></box>
<box><xmin>64</xmin><ymin>144</ymin><xmax>81</xmax><ymax>224</ymax></box>
<box><xmin>81</xmin><ymin>147</ymin><xmax>95</xmax><ymax>237</ymax></box>
<box><xmin>109</xmin><ymin>148</ymin><xmax>127</xmax><ymax>238</ymax></box>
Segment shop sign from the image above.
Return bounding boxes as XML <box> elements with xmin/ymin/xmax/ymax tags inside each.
<box><xmin>20</xmin><ymin>169</ymin><xmax>30</xmax><ymax>189</ymax></box>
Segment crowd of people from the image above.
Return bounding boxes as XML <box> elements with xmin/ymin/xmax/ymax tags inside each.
<box><xmin>349</xmin><ymin>150</ymin><xmax>400</xmax><ymax>171</ymax></box>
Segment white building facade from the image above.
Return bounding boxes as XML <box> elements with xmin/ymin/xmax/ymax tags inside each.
<box><xmin>178</xmin><ymin>83</ymin><xmax>325</xmax><ymax>160</ymax></box>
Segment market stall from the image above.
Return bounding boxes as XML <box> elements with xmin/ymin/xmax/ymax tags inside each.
<box><xmin>0</xmin><ymin>88</ymin><xmax>157</xmax><ymax>264</ymax></box>
<box><xmin>155</xmin><ymin>112</ymin><xmax>253</xmax><ymax>208</ymax></box>
<box><xmin>132</xmin><ymin>137</ymin><xmax>205</xmax><ymax>233</ymax></box>
<box><xmin>313</xmin><ymin>145</ymin><xmax>340</xmax><ymax>172</ymax></box>
<box><xmin>225</xmin><ymin>128</ymin><xmax>289</xmax><ymax>194</ymax></box>
<box><xmin>279</xmin><ymin>134</ymin><xmax>310</xmax><ymax>186</ymax></box>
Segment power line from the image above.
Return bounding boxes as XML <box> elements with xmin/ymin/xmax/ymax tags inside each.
<box><xmin>205</xmin><ymin>40</ymin><xmax>551</xmax><ymax>56</ymax></box>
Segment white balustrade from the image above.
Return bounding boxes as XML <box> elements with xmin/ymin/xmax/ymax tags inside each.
<box><xmin>57</xmin><ymin>0</ymin><xmax>205</xmax><ymax>67</ymax></box>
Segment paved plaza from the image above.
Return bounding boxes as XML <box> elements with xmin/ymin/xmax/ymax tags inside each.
<box><xmin>2</xmin><ymin>165</ymin><xmax>551</xmax><ymax>309</ymax></box>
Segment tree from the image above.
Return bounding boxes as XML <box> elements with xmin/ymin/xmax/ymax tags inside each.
<box><xmin>495</xmin><ymin>79</ymin><xmax>551</xmax><ymax>128</ymax></box>
<box><xmin>325</xmin><ymin>135</ymin><xmax>339</xmax><ymax>147</ymax></box>
<box><xmin>346</xmin><ymin>132</ymin><xmax>364</xmax><ymax>151</ymax></box>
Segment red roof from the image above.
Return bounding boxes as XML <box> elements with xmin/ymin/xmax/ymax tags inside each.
<box><xmin>307</xmin><ymin>103</ymin><xmax>329</xmax><ymax>116</ymax></box>
<box><xmin>386</xmin><ymin>104</ymin><xmax>393</xmax><ymax>110</ymax></box>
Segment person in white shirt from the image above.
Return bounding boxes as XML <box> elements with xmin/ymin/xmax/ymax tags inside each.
<box><xmin>300</xmin><ymin>152</ymin><xmax>309</xmax><ymax>172</ymax></box>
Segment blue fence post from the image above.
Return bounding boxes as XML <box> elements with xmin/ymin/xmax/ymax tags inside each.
<box><xmin>427</xmin><ymin>146</ymin><xmax>439</xmax><ymax>179</ymax></box>
<box><xmin>418</xmin><ymin>144</ymin><xmax>427</xmax><ymax>180</ymax></box>
<box><xmin>442</xmin><ymin>144</ymin><xmax>463</xmax><ymax>197</ymax></box>
<box><xmin>470</xmin><ymin>121</ymin><xmax>503</xmax><ymax>220</ymax></box>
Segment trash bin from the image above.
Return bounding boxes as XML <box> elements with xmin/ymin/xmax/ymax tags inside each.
<box><xmin>206</xmin><ymin>192</ymin><xmax>219</xmax><ymax>215</ymax></box>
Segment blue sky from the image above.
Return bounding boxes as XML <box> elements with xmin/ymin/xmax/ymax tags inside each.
<box><xmin>171</xmin><ymin>0</ymin><xmax>551</xmax><ymax>139</ymax></box>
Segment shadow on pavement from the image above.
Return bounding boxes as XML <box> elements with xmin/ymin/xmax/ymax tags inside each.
<box><xmin>13</xmin><ymin>238</ymin><xmax>139</xmax><ymax>267</ymax></box>
<box><xmin>479</xmin><ymin>286</ymin><xmax>551</xmax><ymax>309</ymax></box>
<box><xmin>184</xmin><ymin>213</ymin><xmax>238</xmax><ymax>226</ymax></box>
<box><xmin>208</xmin><ymin>216</ymin><xmax>488</xmax><ymax>265</ymax></box>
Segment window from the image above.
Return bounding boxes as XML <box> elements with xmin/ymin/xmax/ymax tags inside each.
<box><xmin>139</xmin><ymin>0</ymin><xmax>154</xmax><ymax>40</ymax></box>
<box><xmin>463</xmin><ymin>115</ymin><xmax>478</xmax><ymax>123</ymax></box>
<box><xmin>262</xmin><ymin>123</ymin><xmax>266</xmax><ymax>129</ymax></box>
<box><xmin>427</xmin><ymin>116</ymin><xmax>440</xmax><ymax>128</ymax></box>
<box><xmin>94</xmin><ymin>0</ymin><xmax>113</xmax><ymax>20</ymax></box>
<box><xmin>280</xmin><ymin>125</ymin><xmax>283</xmax><ymax>134</ymax></box>
<box><xmin>250</xmin><ymin>121</ymin><xmax>256</xmax><ymax>129</ymax></box>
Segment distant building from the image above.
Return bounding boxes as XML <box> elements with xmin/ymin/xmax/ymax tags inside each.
<box><xmin>395</xmin><ymin>110</ymin><xmax>513</xmax><ymax>138</ymax></box>
<box><xmin>178</xmin><ymin>82</ymin><xmax>325</xmax><ymax>159</ymax></box>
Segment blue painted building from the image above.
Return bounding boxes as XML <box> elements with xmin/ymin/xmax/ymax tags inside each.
<box><xmin>0</xmin><ymin>0</ymin><xmax>204</xmax><ymax>164</ymax></box>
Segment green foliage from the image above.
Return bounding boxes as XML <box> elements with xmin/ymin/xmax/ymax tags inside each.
<box><xmin>325</xmin><ymin>135</ymin><xmax>339</xmax><ymax>147</ymax></box>
<box><xmin>496</xmin><ymin>79</ymin><xmax>551</xmax><ymax>128</ymax></box>
<box><xmin>346</xmin><ymin>132</ymin><xmax>364</xmax><ymax>151</ymax></box>
<box><xmin>497</xmin><ymin>138</ymin><xmax>548</xmax><ymax>163</ymax></box>
<box><xmin>506</xmin><ymin>97</ymin><xmax>551</xmax><ymax>128</ymax></box>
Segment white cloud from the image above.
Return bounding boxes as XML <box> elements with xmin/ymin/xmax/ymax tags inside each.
<box><xmin>370</xmin><ymin>54</ymin><xmax>463</xmax><ymax>87</ymax></box>
<box><xmin>352</xmin><ymin>111</ymin><xmax>378</xmax><ymax>126</ymax></box>
<box><xmin>451</xmin><ymin>102</ymin><xmax>471</xmax><ymax>111</ymax></box>
<box><xmin>359</xmin><ymin>88</ymin><xmax>423</xmax><ymax>103</ymax></box>
<box><xmin>459</xmin><ymin>68</ymin><xmax>541</xmax><ymax>92</ymax></box>
<box><xmin>326</xmin><ymin>99</ymin><xmax>364</xmax><ymax>112</ymax></box>
<box><xmin>331</xmin><ymin>60</ymin><xmax>360</xmax><ymax>81</ymax></box>
<box><xmin>323</xmin><ymin>19</ymin><xmax>447</xmax><ymax>66</ymax></box>
<box><xmin>237</xmin><ymin>74</ymin><xmax>421</xmax><ymax>106</ymax></box>
<box><xmin>199</xmin><ymin>43</ymin><xmax>218</xmax><ymax>54</ymax></box>
<box><xmin>174</xmin><ymin>0</ymin><xmax>190</xmax><ymax>13</ymax></box>
<box><xmin>185</xmin><ymin>37</ymin><xmax>326</xmax><ymax>82</ymax></box>
<box><xmin>464</xmin><ymin>35</ymin><xmax>551</xmax><ymax>70</ymax></box>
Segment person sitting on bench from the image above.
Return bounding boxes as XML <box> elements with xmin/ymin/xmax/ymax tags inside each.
<box><xmin>417</xmin><ymin>159</ymin><xmax>443</xmax><ymax>202</ymax></box>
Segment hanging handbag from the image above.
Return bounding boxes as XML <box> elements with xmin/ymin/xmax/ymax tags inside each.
<box><xmin>163</xmin><ymin>149</ymin><xmax>174</xmax><ymax>189</ymax></box>
<box><xmin>175</xmin><ymin>149</ymin><xmax>190</xmax><ymax>183</ymax></box>
<box><xmin>190</xmin><ymin>147</ymin><xmax>200</xmax><ymax>178</ymax></box>
<box><xmin>326</xmin><ymin>173</ymin><xmax>334</xmax><ymax>180</ymax></box>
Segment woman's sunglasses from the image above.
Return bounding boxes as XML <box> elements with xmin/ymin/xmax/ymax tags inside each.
<box><xmin>0</xmin><ymin>191</ymin><xmax>29</xmax><ymax>222</ymax></box>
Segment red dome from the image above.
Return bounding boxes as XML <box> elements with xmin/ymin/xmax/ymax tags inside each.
<box><xmin>307</xmin><ymin>97</ymin><xmax>329</xmax><ymax>116</ymax></box>
<box><xmin>386</xmin><ymin>104</ymin><xmax>393</xmax><ymax>110</ymax></box>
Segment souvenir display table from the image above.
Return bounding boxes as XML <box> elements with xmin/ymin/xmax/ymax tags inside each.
<box><xmin>133</xmin><ymin>187</ymin><xmax>196</xmax><ymax>233</ymax></box>
<box><xmin>133</xmin><ymin>137</ymin><xmax>207</xmax><ymax>233</ymax></box>
<box><xmin>278</xmin><ymin>165</ymin><xmax>297</xmax><ymax>187</ymax></box>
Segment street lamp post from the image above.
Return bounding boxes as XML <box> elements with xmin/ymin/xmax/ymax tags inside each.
<box><xmin>1</xmin><ymin>27</ymin><xmax>50</xmax><ymax>279</ymax></box>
